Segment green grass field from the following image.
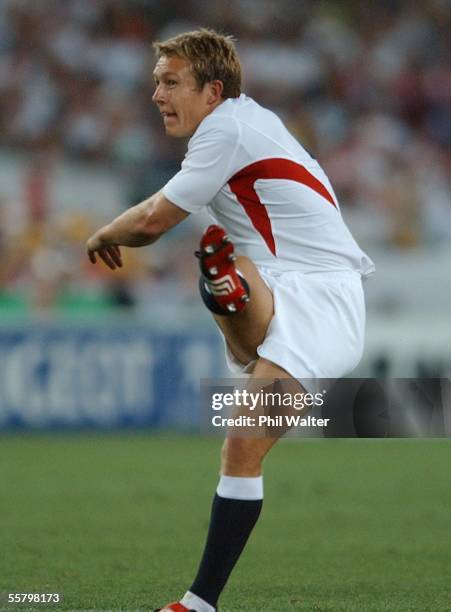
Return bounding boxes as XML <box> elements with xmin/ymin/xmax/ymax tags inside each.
<box><xmin>0</xmin><ymin>434</ymin><xmax>450</xmax><ymax>612</ymax></box>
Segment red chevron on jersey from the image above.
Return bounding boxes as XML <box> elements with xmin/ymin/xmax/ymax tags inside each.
<box><xmin>228</xmin><ymin>157</ymin><xmax>338</xmax><ymax>256</ymax></box>
<box><xmin>163</xmin><ymin>95</ymin><xmax>374</xmax><ymax>278</ymax></box>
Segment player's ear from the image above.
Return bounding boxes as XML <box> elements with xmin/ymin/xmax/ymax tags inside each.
<box><xmin>207</xmin><ymin>80</ymin><xmax>224</xmax><ymax>104</ymax></box>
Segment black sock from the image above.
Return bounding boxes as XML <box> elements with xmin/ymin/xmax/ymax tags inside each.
<box><xmin>190</xmin><ymin>493</ymin><xmax>263</xmax><ymax>607</ymax></box>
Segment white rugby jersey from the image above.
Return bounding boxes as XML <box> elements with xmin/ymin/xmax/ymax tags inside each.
<box><xmin>163</xmin><ymin>94</ymin><xmax>375</xmax><ymax>277</ymax></box>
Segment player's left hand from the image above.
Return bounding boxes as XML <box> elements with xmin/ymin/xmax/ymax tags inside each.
<box><xmin>86</xmin><ymin>233</ymin><xmax>123</xmax><ymax>270</ymax></box>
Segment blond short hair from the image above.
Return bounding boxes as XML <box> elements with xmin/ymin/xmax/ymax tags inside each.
<box><xmin>153</xmin><ymin>28</ymin><xmax>241</xmax><ymax>99</ymax></box>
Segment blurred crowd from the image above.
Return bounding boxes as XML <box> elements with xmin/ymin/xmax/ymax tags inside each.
<box><xmin>0</xmin><ymin>0</ymin><xmax>450</xmax><ymax>314</ymax></box>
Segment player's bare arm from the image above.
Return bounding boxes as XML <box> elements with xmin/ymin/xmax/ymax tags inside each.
<box><xmin>86</xmin><ymin>191</ymin><xmax>189</xmax><ymax>270</ymax></box>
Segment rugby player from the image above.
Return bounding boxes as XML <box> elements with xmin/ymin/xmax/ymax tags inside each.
<box><xmin>86</xmin><ymin>29</ymin><xmax>374</xmax><ymax>612</ymax></box>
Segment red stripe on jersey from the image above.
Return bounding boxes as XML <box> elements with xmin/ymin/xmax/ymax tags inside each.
<box><xmin>228</xmin><ymin>158</ymin><xmax>337</xmax><ymax>256</ymax></box>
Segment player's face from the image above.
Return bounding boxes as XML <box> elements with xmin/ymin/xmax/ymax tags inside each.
<box><xmin>152</xmin><ymin>55</ymin><xmax>220</xmax><ymax>138</ymax></box>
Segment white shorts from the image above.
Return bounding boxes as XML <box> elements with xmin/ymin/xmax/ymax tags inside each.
<box><xmin>223</xmin><ymin>268</ymin><xmax>366</xmax><ymax>392</ymax></box>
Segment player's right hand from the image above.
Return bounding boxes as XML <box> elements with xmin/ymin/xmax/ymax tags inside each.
<box><xmin>86</xmin><ymin>233</ymin><xmax>123</xmax><ymax>270</ymax></box>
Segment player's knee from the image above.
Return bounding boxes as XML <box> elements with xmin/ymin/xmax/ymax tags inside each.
<box><xmin>221</xmin><ymin>437</ymin><xmax>264</xmax><ymax>476</ymax></box>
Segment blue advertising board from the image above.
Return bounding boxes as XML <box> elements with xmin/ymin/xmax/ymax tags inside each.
<box><xmin>0</xmin><ymin>324</ymin><xmax>224</xmax><ymax>430</ymax></box>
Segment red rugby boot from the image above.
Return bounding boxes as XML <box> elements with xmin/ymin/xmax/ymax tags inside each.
<box><xmin>154</xmin><ymin>603</ymin><xmax>194</xmax><ymax>611</ymax></box>
<box><xmin>196</xmin><ymin>225</ymin><xmax>250</xmax><ymax>314</ymax></box>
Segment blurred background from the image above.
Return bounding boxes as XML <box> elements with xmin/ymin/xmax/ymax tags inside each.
<box><xmin>0</xmin><ymin>0</ymin><xmax>450</xmax><ymax>429</ymax></box>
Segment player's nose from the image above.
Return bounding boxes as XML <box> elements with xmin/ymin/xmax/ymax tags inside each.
<box><xmin>152</xmin><ymin>84</ymin><xmax>166</xmax><ymax>104</ymax></box>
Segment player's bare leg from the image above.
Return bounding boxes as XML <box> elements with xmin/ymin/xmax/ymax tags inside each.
<box><xmin>181</xmin><ymin>357</ymin><xmax>303</xmax><ymax>612</ymax></box>
<box><xmin>180</xmin><ymin>228</ymin><xmax>301</xmax><ymax>611</ymax></box>
<box><xmin>156</xmin><ymin>228</ymin><xmax>300</xmax><ymax>612</ymax></box>
<box><xmin>212</xmin><ymin>255</ymin><xmax>274</xmax><ymax>366</ymax></box>
<box><xmin>196</xmin><ymin>224</ymin><xmax>274</xmax><ymax>366</ymax></box>
<box><xmin>221</xmin><ymin>356</ymin><xmax>301</xmax><ymax>475</ymax></box>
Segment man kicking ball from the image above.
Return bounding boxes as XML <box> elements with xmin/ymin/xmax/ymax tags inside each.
<box><xmin>86</xmin><ymin>28</ymin><xmax>374</xmax><ymax>612</ymax></box>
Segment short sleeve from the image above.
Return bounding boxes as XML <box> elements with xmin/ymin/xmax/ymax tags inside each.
<box><xmin>162</xmin><ymin>116</ymin><xmax>240</xmax><ymax>214</ymax></box>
